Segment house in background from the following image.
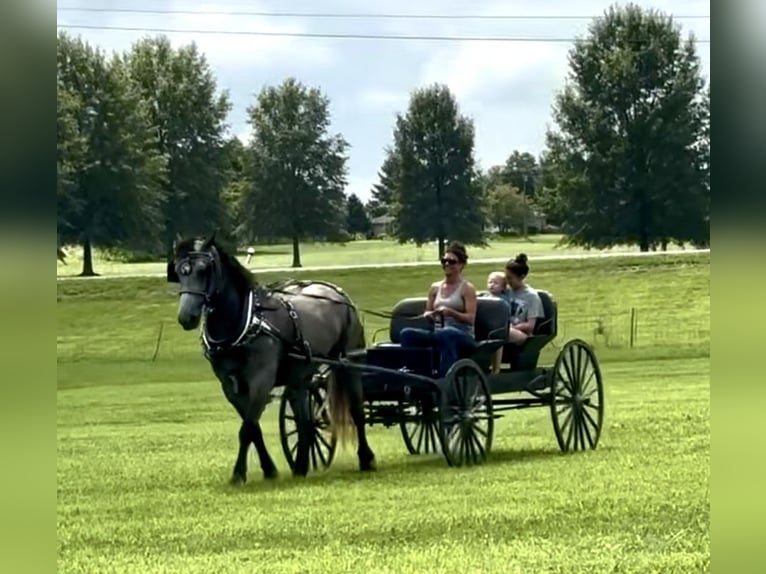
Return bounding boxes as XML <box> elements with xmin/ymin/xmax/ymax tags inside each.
<box><xmin>370</xmin><ymin>215</ymin><xmax>395</xmax><ymax>238</ymax></box>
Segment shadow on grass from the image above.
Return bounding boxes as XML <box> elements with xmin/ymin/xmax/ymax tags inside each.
<box><xmin>213</xmin><ymin>446</ymin><xmax>615</xmax><ymax>496</ymax></box>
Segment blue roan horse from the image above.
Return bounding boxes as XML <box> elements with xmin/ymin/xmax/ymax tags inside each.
<box><xmin>167</xmin><ymin>234</ymin><xmax>376</xmax><ymax>484</ymax></box>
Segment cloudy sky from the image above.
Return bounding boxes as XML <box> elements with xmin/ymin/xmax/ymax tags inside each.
<box><xmin>57</xmin><ymin>0</ymin><xmax>710</xmax><ymax>202</ymax></box>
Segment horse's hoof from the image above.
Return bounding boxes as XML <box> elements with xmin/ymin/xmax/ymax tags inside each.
<box><xmin>230</xmin><ymin>474</ymin><xmax>246</xmax><ymax>487</ymax></box>
<box><xmin>360</xmin><ymin>458</ymin><xmax>377</xmax><ymax>472</ymax></box>
<box><xmin>263</xmin><ymin>469</ymin><xmax>279</xmax><ymax>480</ymax></box>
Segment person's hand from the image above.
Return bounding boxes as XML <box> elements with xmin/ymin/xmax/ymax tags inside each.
<box><xmin>437</xmin><ymin>306</ymin><xmax>455</xmax><ymax>318</ymax></box>
<box><xmin>423</xmin><ymin>309</ymin><xmax>441</xmax><ymax>320</ymax></box>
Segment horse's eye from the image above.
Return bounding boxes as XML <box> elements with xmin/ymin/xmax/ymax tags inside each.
<box><xmin>180</xmin><ymin>262</ymin><xmax>192</xmax><ymax>276</ymax></box>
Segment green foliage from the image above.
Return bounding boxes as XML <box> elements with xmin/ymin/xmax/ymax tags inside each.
<box><xmin>503</xmin><ymin>150</ymin><xmax>540</xmax><ymax>198</ymax></box>
<box><xmin>346</xmin><ymin>193</ymin><xmax>371</xmax><ymax>236</ymax></box>
<box><xmin>56</xmin><ymin>32</ymin><xmax>166</xmax><ymax>275</ymax></box>
<box><xmin>367</xmin><ymin>146</ymin><xmax>399</xmax><ymax>218</ymax></box>
<box><xmin>486</xmin><ymin>184</ymin><xmax>533</xmax><ymax>233</ymax></box>
<box><xmin>546</xmin><ymin>3</ymin><xmax>710</xmax><ymax>251</ymax></box>
<box><xmin>390</xmin><ymin>83</ymin><xmax>486</xmax><ymax>257</ymax></box>
<box><xmin>124</xmin><ymin>36</ymin><xmax>232</xmax><ymax>251</ymax></box>
<box><xmin>239</xmin><ymin>77</ymin><xmax>349</xmax><ymax>267</ymax></box>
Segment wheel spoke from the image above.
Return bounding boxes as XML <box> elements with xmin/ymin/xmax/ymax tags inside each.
<box><xmin>564</xmin><ymin>409</ymin><xmax>576</xmax><ymax>450</ymax></box>
<box><xmin>580</xmin><ymin>410</ymin><xmax>595</xmax><ymax>448</ymax></box>
<box><xmin>582</xmin><ymin>406</ymin><xmax>600</xmax><ymax>437</ymax></box>
<box><xmin>470</xmin><ymin>427</ymin><xmax>486</xmax><ymax>460</ymax></box>
<box><xmin>560</xmin><ymin>359</ymin><xmax>577</xmax><ymax>394</ymax></box>
<box><xmin>316</xmin><ymin>431</ymin><xmax>333</xmax><ymax>452</ymax></box>
<box><xmin>315</xmin><ymin>438</ymin><xmax>328</xmax><ymax>467</ymax></box>
<box><xmin>310</xmin><ymin>442</ymin><xmax>318</xmax><ymax>469</ymax></box>
<box><xmin>580</xmin><ymin>368</ymin><xmax>596</xmax><ymax>397</ymax></box>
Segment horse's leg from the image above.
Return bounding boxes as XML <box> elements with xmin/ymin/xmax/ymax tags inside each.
<box><xmin>249</xmin><ymin>420</ymin><xmax>278</xmax><ymax>480</ymax></box>
<box><xmin>217</xmin><ymin>372</ymin><xmax>251</xmax><ymax>486</ymax></box>
<box><xmin>231</xmin><ymin>418</ymin><xmax>251</xmax><ymax>486</ymax></box>
<box><xmin>339</xmin><ymin>367</ymin><xmax>376</xmax><ymax>471</ymax></box>
<box><xmin>240</xmin><ymin>346</ymin><xmax>281</xmax><ymax>482</ymax></box>
<box><xmin>288</xmin><ymin>375</ymin><xmax>313</xmax><ymax>478</ymax></box>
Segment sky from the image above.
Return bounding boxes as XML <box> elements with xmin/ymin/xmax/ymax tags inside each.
<box><xmin>57</xmin><ymin>0</ymin><xmax>710</xmax><ymax>202</ymax></box>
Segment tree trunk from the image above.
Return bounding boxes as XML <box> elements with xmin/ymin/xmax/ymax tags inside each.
<box><xmin>79</xmin><ymin>237</ymin><xmax>98</xmax><ymax>277</ymax></box>
<box><xmin>291</xmin><ymin>235</ymin><xmax>302</xmax><ymax>268</ymax></box>
<box><xmin>438</xmin><ymin>236</ymin><xmax>445</xmax><ymax>260</ymax></box>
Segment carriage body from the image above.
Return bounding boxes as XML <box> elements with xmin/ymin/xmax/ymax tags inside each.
<box><xmin>279</xmin><ymin>290</ymin><xmax>605</xmax><ymax>471</ymax></box>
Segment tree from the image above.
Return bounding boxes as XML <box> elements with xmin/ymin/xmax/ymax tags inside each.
<box><xmin>366</xmin><ymin>146</ymin><xmax>399</xmax><ymax>218</ymax></box>
<box><xmin>220</xmin><ymin>136</ymin><xmax>251</xmax><ymax>241</ymax></box>
<box><xmin>534</xmin><ymin>150</ymin><xmax>567</xmax><ymax>228</ymax></box>
<box><xmin>57</xmin><ymin>32</ymin><xmax>165</xmax><ymax>276</ymax></box>
<box><xmin>391</xmin><ymin>83</ymin><xmax>485</xmax><ymax>258</ymax></box>
<box><xmin>486</xmin><ymin>184</ymin><xmax>533</xmax><ymax>234</ymax></box>
<box><xmin>240</xmin><ymin>77</ymin><xmax>349</xmax><ymax>267</ymax></box>
<box><xmin>545</xmin><ymin>3</ymin><xmax>710</xmax><ymax>251</ymax></box>
<box><xmin>125</xmin><ymin>36</ymin><xmax>232</xmax><ymax>252</ymax></box>
<box><xmin>504</xmin><ymin>151</ymin><xmax>540</xmax><ymax>198</ymax></box>
<box><xmin>346</xmin><ymin>193</ymin><xmax>371</xmax><ymax>237</ymax></box>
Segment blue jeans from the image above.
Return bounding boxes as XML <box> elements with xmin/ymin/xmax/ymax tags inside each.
<box><xmin>399</xmin><ymin>326</ymin><xmax>475</xmax><ymax>377</ymax></box>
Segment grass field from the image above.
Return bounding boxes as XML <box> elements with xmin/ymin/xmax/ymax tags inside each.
<box><xmin>57</xmin><ymin>254</ymin><xmax>710</xmax><ymax>572</ymax></box>
<box><xmin>55</xmin><ymin>234</ymin><xmax>700</xmax><ymax>277</ymax></box>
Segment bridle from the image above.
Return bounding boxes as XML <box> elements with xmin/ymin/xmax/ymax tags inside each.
<box><xmin>169</xmin><ymin>247</ymin><xmax>225</xmax><ymax>308</ymax></box>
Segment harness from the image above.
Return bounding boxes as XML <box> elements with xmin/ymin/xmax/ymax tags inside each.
<box><xmin>201</xmin><ymin>287</ymin><xmax>311</xmax><ymax>363</ymax></box>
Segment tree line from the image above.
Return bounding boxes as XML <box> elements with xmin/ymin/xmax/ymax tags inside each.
<box><xmin>57</xmin><ymin>3</ymin><xmax>710</xmax><ymax>275</ymax></box>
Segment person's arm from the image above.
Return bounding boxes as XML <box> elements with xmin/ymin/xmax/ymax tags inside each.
<box><xmin>423</xmin><ymin>284</ymin><xmax>439</xmax><ymax>318</ymax></box>
<box><xmin>441</xmin><ymin>283</ymin><xmax>477</xmax><ymax>325</ymax></box>
<box><xmin>515</xmin><ymin>294</ymin><xmax>544</xmax><ymax>335</ymax></box>
<box><xmin>515</xmin><ymin>317</ymin><xmax>537</xmax><ymax>335</ymax></box>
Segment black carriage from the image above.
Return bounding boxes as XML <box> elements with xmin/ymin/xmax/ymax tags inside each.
<box><xmin>279</xmin><ymin>291</ymin><xmax>604</xmax><ymax>472</ymax></box>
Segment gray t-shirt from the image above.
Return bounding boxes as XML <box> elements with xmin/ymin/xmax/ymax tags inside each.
<box><xmin>508</xmin><ymin>286</ymin><xmax>544</xmax><ymax>325</ymax></box>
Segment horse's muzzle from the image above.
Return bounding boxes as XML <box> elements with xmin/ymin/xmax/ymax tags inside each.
<box><xmin>178</xmin><ymin>293</ymin><xmax>204</xmax><ymax>330</ymax></box>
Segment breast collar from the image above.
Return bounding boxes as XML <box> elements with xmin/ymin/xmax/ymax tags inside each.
<box><xmin>200</xmin><ymin>289</ymin><xmax>310</xmax><ymax>362</ymax></box>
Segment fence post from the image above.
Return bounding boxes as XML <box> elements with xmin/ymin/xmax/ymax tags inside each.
<box><xmin>151</xmin><ymin>321</ymin><xmax>165</xmax><ymax>362</ymax></box>
<box><xmin>629</xmin><ymin>308</ymin><xmax>636</xmax><ymax>349</ymax></box>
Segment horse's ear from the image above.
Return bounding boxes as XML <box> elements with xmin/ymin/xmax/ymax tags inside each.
<box><xmin>201</xmin><ymin>229</ymin><xmax>218</xmax><ymax>250</ymax></box>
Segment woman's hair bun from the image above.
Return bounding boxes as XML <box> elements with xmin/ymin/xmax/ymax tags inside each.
<box><xmin>515</xmin><ymin>253</ymin><xmax>528</xmax><ymax>264</ymax></box>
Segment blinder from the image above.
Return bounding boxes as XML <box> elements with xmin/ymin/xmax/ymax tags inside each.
<box><xmin>167</xmin><ymin>260</ymin><xmax>179</xmax><ymax>283</ymax></box>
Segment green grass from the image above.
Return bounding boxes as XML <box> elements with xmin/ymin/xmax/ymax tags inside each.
<box><xmin>56</xmin><ymin>234</ymin><xmax>701</xmax><ymax>277</ymax></box>
<box><xmin>57</xmin><ymin>254</ymin><xmax>710</xmax><ymax>572</ymax></box>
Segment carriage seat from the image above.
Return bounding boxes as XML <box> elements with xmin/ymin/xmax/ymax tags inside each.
<box><xmin>386</xmin><ymin>296</ymin><xmax>511</xmax><ymax>365</ymax></box>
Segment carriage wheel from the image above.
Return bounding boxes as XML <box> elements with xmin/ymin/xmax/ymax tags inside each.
<box><xmin>399</xmin><ymin>398</ymin><xmax>441</xmax><ymax>455</ymax></box>
<box><xmin>439</xmin><ymin>359</ymin><xmax>494</xmax><ymax>467</ymax></box>
<box><xmin>550</xmin><ymin>339</ymin><xmax>604</xmax><ymax>452</ymax></box>
<box><xmin>278</xmin><ymin>370</ymin><xmax>337</xmax><ymax>473</ymax></box>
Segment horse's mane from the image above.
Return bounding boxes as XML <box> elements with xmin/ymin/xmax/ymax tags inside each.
<box><xmin>176</xmin><ymin>236</ymin><xmax>257</xmax><ymax>293</ymax></box>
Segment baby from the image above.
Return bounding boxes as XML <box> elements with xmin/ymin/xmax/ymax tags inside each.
<box><xmin>485</xmin><ymin>272</ymin><xmax>514</xmax><ymax>313</ymax></box>
<box><xmin>482</xmin><ymin>271</ymin><xmax>512</xmax><ymax>374</ymax></box>
<box><xmin>486</xmin><ymin>271</ymin><xmax>508</xmax><ymax>298</ymax></box>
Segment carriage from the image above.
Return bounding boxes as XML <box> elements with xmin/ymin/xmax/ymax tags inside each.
<box><xmin>278</xmin><ymin>291</ymin><xmax>605</xmax><ymax>472</ymax></box>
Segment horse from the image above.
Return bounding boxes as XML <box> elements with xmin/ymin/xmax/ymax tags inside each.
<box><xmin>167</xmin><ymin>233</ymin><xmax>376</xmax><ymax>485</ymax></box>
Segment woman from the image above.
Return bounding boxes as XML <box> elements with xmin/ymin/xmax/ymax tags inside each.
<box><xmin>399</xmin><ymin>241</ymin><xmax>478</xmax><ymax>377</ymax></box>
<box><xmin>504</xmin><ymin>253</ymin><xmax>545</xmax><ymax>345</ymax></box>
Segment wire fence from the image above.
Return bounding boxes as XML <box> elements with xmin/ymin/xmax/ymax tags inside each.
<box><xmin>58</xmin><ymin>306</ymin><xmax>710</xmax><ymax>364</ymax></box>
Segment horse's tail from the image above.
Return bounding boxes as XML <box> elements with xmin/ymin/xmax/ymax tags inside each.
<box><xmin>327</xmin><ymin>297</ymin><xmax>366</xmax><ymax>448</ymax></box>
<box><xmin>327</xmin><ymin>373</ymin><xmax>355</xmax><ymax>447</ymax></box>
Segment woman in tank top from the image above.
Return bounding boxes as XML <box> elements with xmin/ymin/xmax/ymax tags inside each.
<box><xmin>399</xmin><ymin>241</ymin><xmax>478</xmax><ymax>377</ymax></box>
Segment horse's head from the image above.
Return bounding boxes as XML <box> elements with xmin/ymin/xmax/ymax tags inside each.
<box><xmin>167</xmin><ymin>232</ymin><xmax>225</xmax><ymax>330</ymax></box>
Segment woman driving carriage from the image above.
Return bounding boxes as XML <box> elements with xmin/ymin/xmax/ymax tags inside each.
<box><xmin>399</xmin><ymin>241</ymin><xmax>478</xmax><ymax>377</ymax></box>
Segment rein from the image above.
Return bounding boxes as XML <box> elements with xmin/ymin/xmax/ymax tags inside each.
<box><xmin>266</xmin><ymin>279</ymin><xmax>424</xmax><ymax>322</ymax></box>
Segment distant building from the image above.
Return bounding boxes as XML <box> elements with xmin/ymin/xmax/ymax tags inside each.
<box><xmin>370</xmin><ymin>215</ymin><xmax>395</xmax><ymax>238</ymax></box>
